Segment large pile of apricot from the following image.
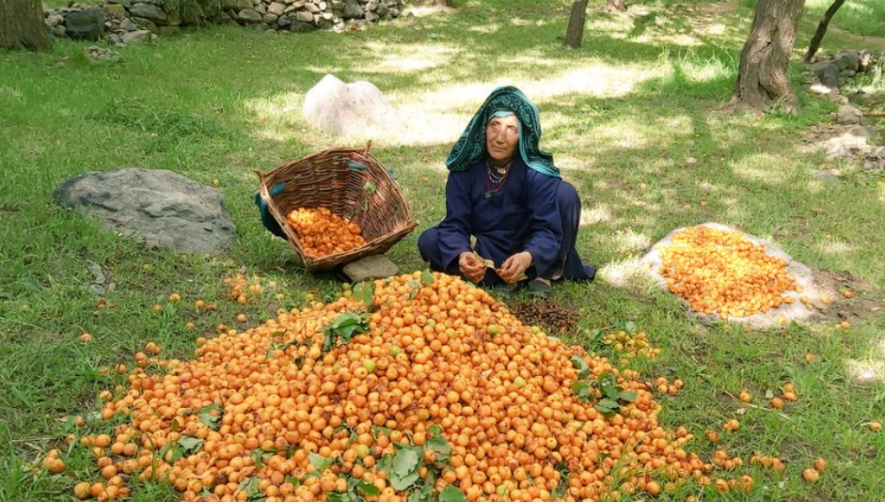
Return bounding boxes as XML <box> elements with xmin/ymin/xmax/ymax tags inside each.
<box><xmin>658</xmin><ymin>226</ymin><xmax>798</xmax><ymax>318</ymax></box>
<box><xmin>287</xmin><ymin>208</ymin><xmax>367</xmax><ymax>257</ymax></box>
<box><xmin>56</xmin><ymin>273</ymin><xmax>732</xmax><ymax>502</ymax></box>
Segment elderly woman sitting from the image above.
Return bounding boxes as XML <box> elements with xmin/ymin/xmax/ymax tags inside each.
<box><xmin>418</xmin><ymin>86</ymin><xmax>595</xmax><ymax>295</ymax></box>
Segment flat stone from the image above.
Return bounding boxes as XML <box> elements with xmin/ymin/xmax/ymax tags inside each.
<box><xmin>131</xmin><ymin>16</ymin><xmax>158</xmax><ymax>33</ymax></box>
<box><xmin>122</xmin><ymin>29</ymin><xmax>153</xmax><ymax>43</ymax></box>
<box><xmin>294</xmin><ymin>10</ymin><xmax>314</xmax><ymax>22</ymax></box>
<box><xmin>54</xmin><ymin>168</ymin><xmax>237</xmax><ymax>254</ymax></box>
<box><xmin>102</xmin><ymin>4</ymin><xmax>126</xmax><ymax>17</ymax></box>
<box><xmin>119</xmin><ymin>17</ymin><xmax>138</xmax><ymax>31</ymax></box>
<box><xmin>237</xmin><ymin>9</ymin><xmax>263</xmax><ymax>22</ymax></box>
<box><xmin>836</xmin><ymin>104</ymin><xmax>863</xmax><ymax>125</ymax></box>
<box><xmin>342</xmin><ymin>254</ymin><xmax>399</xmax><ymax>282</ymax></box>
<box><xmin>128</xmin><ymin>3</ymin><xmax>168</xmax><ymax>24</ymax></box>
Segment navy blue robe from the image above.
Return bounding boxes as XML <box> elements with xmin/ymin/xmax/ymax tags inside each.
<box><xmin>418</xmin><ymin>157</ymin><xmax>594</xmax><ymax>286</ymax></box>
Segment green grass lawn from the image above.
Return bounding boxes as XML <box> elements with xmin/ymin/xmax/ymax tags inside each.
<box><xmin>2</xmin><ymin>0</ymin><xmax>884</xmax><ymax>501</ymax></box>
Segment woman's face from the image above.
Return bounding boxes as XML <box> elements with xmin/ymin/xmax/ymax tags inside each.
<box><xmin>485</xmin><ymin>114</ymin><xmax>520</xmax><ymax>164</ymax></box>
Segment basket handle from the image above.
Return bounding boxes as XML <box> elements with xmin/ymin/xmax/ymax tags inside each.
<box><xmin>254</xmin><ymin>170</ymin><xmax>267</xmax><ymax>186</ymax></box>
<box><xmin>363</xmin><ymin>140</ymin><xmax>372</xmax><ymax>155</ymax></box>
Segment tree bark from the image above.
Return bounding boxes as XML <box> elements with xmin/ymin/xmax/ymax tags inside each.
<box><xmin>0</xmin><ymin>0</ymin><xmax>52</xmax><ymax>51</ymax></box>
<box><xmin>803</xmin><ymin>0</ymin><xmax>845</xmax><ymax>63</ymax></box>
<box><xmin>728</xmin><ymin>0</ymin><xmax>805</xmax><ymax>114</ymax></box>
<box><xmin>605</xmin><ymin>0</ymin><xmax>626</xmax><ymax>13</ymax></box>
<box><xmin>564</xmin><ymin>0</ymin><xmax>589</xmax><ymax>49</ymax></box>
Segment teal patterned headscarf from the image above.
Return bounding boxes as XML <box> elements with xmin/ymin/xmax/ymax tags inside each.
<box><xmin>445</xmin><ymin>86</ymin><xmax>560</xmax><ymax>178</ymax></box>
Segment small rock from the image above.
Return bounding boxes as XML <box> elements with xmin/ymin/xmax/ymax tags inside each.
<box><xmin>858</xmin><ymin>50</ymin><xmax>875</xmax><ymax>72</ymax></box>
<box><xmin>835</xmin><ymin>104</ymin><xmax>863</xmax><ymax>125</ymax></box>
<box><xmin>341</xmin><ymin>0</ymin><xmax>362</xmax><ymax>17</ymax></box>
<box><xmin>86</xmin><ymin>261</ymin><xmax>106</xmax><ymax>285</ymax></box>
<box><xmin>45</xmin><ymin>13</ymin><xmax>65</xmax><ymax>26</ymax></box>
<box><xmin>263</xmin><ymin>13</ymin><xmax>279</xmax><ymax>23</ymax></box>
<box><xmin>294</xmin><ymin>10</ymin><xmax>314</xmax><ymax>22</ymax></box>
<box><xmin>102</xmin><ymin>3</ymin><xmax>126</xmax><ymax>17</ymax></box>
<box><xmin>122</xmin><ymin>29</ymin><xmax>153</xmax><ymax>43</ymax></box>
<box><xmin>119</xmin><ymin>17</ymin><xmax>138</xmax><ymax>31</ymax></box>
<box><xmin>342</xmin><ymin>255</ymin><xmax>399</xmax><ymax>282</ymax></box>
<box><xmin>810</xmin><ymin>61</ymin><xmax>840</xmax><ymax>89</ymax></box>
<box><xmin>267</xmin><ymin>1</ymin><xmax>286</xmax><ymax>15</ymax></box>
<box><xmin>289</xmin><ymin>19</ymin><xmax>315</xmax><ymax>31</ymax></box>
<box><xmin>833</xmin><ymin>49</ymin><xmax>860</xmax><ymax>72</ymax></box>
<box><xmin>237</xmin><ymin>8</ymin><xmax>263</xmax><ymax>22</ymax></box>
<box><xmin>85</xmin><ymin>45</ymin><xmax>122</xmax><ymax>63</ymax></box>
<box><xmin>131</xmin><ymin>16</ymin><xmax>158</xmax><ymax>33</ymax></box>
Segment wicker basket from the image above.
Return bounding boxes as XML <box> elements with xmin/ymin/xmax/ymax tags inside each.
<box><xmin>255</xmin><ymin>142</ymin><xmax>417</xmax><ymax>272</ymax></box>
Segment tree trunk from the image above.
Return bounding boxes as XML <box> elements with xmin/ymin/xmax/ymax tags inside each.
<box><xmin>728</xmin><ymin>0</ymin><xmax>805</xmax><ymax>114</ymax></box>
<box><xmin>432</xmin><ymin>0</ymin><xmax>453</xmax><ymax>7</ymax></box>
<box><xmin>803</xmin><ymin>0</ymin><xmax>845</xmax><ymax>63</ymax></box>
<box><xmin>0</xmin><ymin>0</ymin><xmax>52</xmax><ymax>51</ymax></box>
<box><xmin>564</xmin><ymin>0</ymin><xmax>589</xmax><ymax>49</ymax></box>
<box><xmin>605</xmin><ymin>0</ymin><xmax>626</xmax><ymax>13</ymax></box>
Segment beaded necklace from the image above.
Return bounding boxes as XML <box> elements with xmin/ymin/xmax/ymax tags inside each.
<box><xmin>484</xmin><ymin>159</ymin><xmax>512</xmax><ymax>198</ymax></box>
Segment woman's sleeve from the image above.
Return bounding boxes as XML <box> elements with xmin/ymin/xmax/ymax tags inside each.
<box><xmin>523</xmin><ymin>173</ymin><xmax>563</xmax><ymax>275</ymax></box>
<box><xmin>437</xmin><ymin>172</ymin><xmax>474</xmax><ymax>270</ymax></box>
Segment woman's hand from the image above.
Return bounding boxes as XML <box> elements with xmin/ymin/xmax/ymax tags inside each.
<box><xmin>499</xmin><ymin>251</ymin><xmax>532</xmax><ymax>284</ymax></box>
<box><xmin>459</xmin><ymin>252</ymin><xmax>486</xmax><ymax>284</ymax></box>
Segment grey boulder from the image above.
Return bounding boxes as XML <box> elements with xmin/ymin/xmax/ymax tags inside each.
<box><xmin>302</xmin><ymin>74</ymin><xmax>402</xmax><ymax>138</ymax></box>
<box><xmin>54</xmin><ymin>168</ymin><xmax>237</xmax><ymax>254</ymax></box>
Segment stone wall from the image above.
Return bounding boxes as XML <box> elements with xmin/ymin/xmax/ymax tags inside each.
<box><xmin>43</xmin><ymin>0</ymin><xmax>407</xmax><ymax>44</ymax></box>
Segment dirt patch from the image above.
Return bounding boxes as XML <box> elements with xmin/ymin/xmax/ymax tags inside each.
<box><xmin>806</xmin><ymin>268</ymin><xmax>882</xmax><ymax>324</ymax></box>
<box><xmin>509</xmin><ymin>299</ymin><xmax>579</xmax><ymax>334</ymax></box>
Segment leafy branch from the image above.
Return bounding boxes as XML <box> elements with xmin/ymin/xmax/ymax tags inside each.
<box><xmin>319</xmin><ymin>312</ymin><xmax>369</xmax><ymax>353</ymax></box>
<box><xmin>376</xmin><ymin>424</ymin><xmax>462</xmax><ymax>502</ymax></box>
<box><xmin>570</xmin><ymin>357</ymin><xmax>637</xmax><ymax>415</ymax></box>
